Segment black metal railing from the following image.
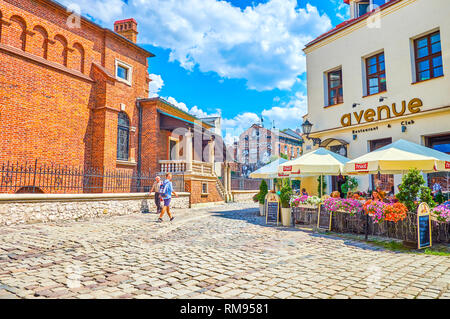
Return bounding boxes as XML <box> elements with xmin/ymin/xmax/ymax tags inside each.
<box><xmin>0</xmin><ymin>160</ymin><xmax>185</xmax><ymax>194</ymax></box>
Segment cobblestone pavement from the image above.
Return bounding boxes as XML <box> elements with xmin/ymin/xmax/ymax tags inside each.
<box><xmin>0</xmin><ymin>203</ymin><xmax>449</xmax><ymax>299</ymax></box>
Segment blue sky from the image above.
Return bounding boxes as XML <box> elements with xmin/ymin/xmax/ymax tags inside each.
<box><xmin>64</xmin><ymin>0</ymin><xmax>350</xmax><ymax>143</ymax></box>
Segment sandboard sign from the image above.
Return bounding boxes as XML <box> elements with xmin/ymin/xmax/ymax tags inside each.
<box><xmin>317</xmin><ymin>204</ymin><xmax>332</xmax><ymax>231</ymax></box>
<box><xmin>265</xmin><ymin>193</ymin><xmax>280</xmax><ymax>225</ymax></box>
<box><xmin>417</xmin><ymin>203</ymin><xmax>432</xmax><ymax>249</ymax></box>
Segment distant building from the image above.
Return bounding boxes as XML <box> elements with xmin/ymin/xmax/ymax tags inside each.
<box><xmin>237</xmin><ymin>124</ymin><xmax>303</xmax><ymax>177</ymax></box>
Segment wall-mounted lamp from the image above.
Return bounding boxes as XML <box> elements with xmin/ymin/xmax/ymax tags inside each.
<box><xmin>401</xmin><ymin>125</ymin><xmax>407</xmax><ymax>133</ymax></box>
<box><xmin>301</xmin><ymin>119</ymin><xmax>322</xmax><ymax>146</ymax></box>
<box><xmin>379</xmin><ymin>96</ymin><xmax>388</xmax><ymax>103</ymax></box>
<box><xmin>352</xmin><ymin>103</ymin><xmax>360</xmax><ymax>108</ymax></box>
<box><xmin>353</xmin><ymin>134</ymin><xmax>357</xmax><ymax>141</ymax></box>
<box><xmin>387</xmin><ymin>124</ymin><xmax>392</xmax><ymax>128</ymax></box>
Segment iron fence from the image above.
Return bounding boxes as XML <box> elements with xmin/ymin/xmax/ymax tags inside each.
<box><xmin>0</xmin><ymin>160</ymin><xmax>185</xmax><ymax>194</ymax></box>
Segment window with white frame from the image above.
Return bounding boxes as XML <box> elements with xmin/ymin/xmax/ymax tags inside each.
<box><xmin>202</xmin><ymin>182</ymin><xmax>208</xmax><ymax>194</ymax></box>
<box><xmin>115</xmin><ymin>59</ymin><xmax>133</xmax><ymax>85</ymax></box>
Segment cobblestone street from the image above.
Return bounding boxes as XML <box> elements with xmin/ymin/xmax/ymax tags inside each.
<box><xmin>0</xmin><ymin>203</ymin><xmax>449</xmax><ymax>299</ymax></box>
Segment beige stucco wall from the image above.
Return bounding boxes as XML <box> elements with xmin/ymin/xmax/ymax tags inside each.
<box><xmin>304</xmin><ymin>0</ymin><xmax>450</xmax><ymax>192</ymax></box>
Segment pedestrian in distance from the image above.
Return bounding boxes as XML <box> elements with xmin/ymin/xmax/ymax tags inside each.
<box><xmin>150</xmin><ymin>175</ymin><xmax>162</xmax><ymax>215</ymax></box>
<box><xmin>157</xmin><ymin>173</ymin><xmax>178</xmax><ymax>223</ymax></box>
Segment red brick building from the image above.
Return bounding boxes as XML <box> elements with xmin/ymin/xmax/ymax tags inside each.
<box><xmin>0</xmin><ymin>0</ymin><xmax>228</xmax><ymax>204</ymax></box>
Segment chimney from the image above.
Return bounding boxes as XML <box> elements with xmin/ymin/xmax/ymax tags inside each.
<box><xmin>114</xmin><ymin>18</ymin><xmax>138</xmax><ymax>43</ymax></box>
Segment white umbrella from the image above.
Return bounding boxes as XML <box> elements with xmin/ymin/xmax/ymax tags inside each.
<box><xmin>344</xmin><ymin>139</ymin><xmax>450</xmax><ymax>175</ymax></box>
<box><xmin>249</xmin><ymin>158</ymin><xmax>289</xmax><ymax>179</ymax></box>
<box><xmin>279</xmin><ymin>148</ymin><xmax>350</xmax><ymax>195</ymax></box>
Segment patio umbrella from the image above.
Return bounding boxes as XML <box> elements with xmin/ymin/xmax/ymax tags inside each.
<box><xmin>279</xmin><ymin>148</ymin><xmax>350</xmax><ymax>177</ymax></box>
<box><xmin>249</xmin><ymin>158</ymin><xmax>289</xmax><ymax>179</ymax></box>
<box><xmin>278</xmin><ymin>148</ymin><xmax>350</xmax><ymax>195</ymax></box>
<box><xmin>344</xmin><ymin>139</ymin><xmax>450</xmax><ymax>175</ymax></box>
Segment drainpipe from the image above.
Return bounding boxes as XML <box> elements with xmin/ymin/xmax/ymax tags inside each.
<box><xmin>136</xmin><ymin>100</ymin><xmax>143</xmax><ymax>190</ymax></box>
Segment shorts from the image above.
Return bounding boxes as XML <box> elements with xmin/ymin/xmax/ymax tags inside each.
<box><xmin>163</xmin><ymin>198</ymin><xmax>171</xmax><ymax>207</ymax></box>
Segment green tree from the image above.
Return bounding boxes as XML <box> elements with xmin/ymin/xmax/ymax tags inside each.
<box><xmin>280</xmin><ymin>153</ymin><xmax>289</xmax><ymax>160</ymax></box>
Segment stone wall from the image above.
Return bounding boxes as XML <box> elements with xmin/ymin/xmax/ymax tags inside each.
<box><xmin>0</xmin><ymin>193</ymin><xmax>190</xmax><ymax>226</ymax></box>
<box><xmin>232</xmin><ymin>190</ymin><xmax>258</xmax><ymax>203</ymax></box>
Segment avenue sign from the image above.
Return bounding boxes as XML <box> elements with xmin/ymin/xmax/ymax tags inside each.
<box><xmin>341</xmin><ymin>98</ymin><xmax>423</xmax><ymax>127</ymax></box>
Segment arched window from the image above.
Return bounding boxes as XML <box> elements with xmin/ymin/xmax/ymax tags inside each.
<box><xmin>117</xmin><ymin>112</ymin><xmax>130</xmax><ymax>161</ymax></box>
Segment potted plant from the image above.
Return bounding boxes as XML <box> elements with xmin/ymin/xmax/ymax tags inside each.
<box><xmin>279</xmin><ymin>179</ymin><xmax>293</xmax><ymax>226</ymax></box>
<box><xmin>258</xmin><ymin>180</ymin><xmax>268</xmax><ymax>216</ymax></box>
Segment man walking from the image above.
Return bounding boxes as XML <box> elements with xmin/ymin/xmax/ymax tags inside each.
<box><xmin>158</xmin><ymin>173</ymin><xmax>178</xmax><ymax>222</ymax></box>
<box><xmin>150</xmin><ymin>176</ymin><xmax>162</xmax><ymax>215</ymax></box>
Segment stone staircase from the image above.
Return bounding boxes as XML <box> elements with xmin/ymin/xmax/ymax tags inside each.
<box><xmin>215</xmin><ymin>176</ymin><xmax>232</xmax><ymax>202</ymax></box>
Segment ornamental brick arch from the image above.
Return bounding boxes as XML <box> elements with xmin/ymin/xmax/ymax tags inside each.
<box><xmin>51</xmin><ymin>34</ymin><xmax>69</xmax><ymax>66</ymax></box>
<box><xmin>71</xmin><ymin>42</ymin><xmax>85</xmax><ymax>73</ymax></box>
<box><xmin>30</xmin><ymin>25</ymin><xmax>49</xmax><ymax>59</ymax></box>
<box><xmin>5</xmin><ymin>15</ymin><xmax>27</xmax><ymax>51</ymax></box>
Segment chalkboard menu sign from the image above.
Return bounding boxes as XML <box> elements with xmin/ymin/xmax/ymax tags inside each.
<box><xmin>417</xmin><ymin>203</ymin><xmax>432</xmax><ymax>249</ymax></box>
<box><xmin>265</xmin><ymin>193</ymin><xmax>280</xmax><ymax>225</ymax></box>
<box><xmin>317</xmin><ymin>204</ymin><xmax>332</xmax><ymax>231</ymax></box>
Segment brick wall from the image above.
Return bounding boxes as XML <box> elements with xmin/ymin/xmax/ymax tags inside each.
<box><xmin>0</xmin><ymin>0</ymin><xmax>151</xmax><ymax>174</ymax></box>
<box><xmin>187</xmin><ymin>179</ymin><xmax>223</xmax><ymax>205</ymax></box>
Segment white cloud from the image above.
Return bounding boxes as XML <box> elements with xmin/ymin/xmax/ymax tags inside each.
<box><xmin>66</xmin><ymin>0</ymin><xmax>332</xmax><ymax>91</ymax></box>
<box><xmin>330</xmin><ymin>0</ymin><xmax>350</xmax><ymax>21</ymax></box>
<box><xmin>262</xmin><ymin>91</ymin><xmax>307</xmax><ymax>129</ymax></box>
<box><xmin>65</xmin><ymin>0</ymin><xmax>125</xmax><ymax>22</ymax></box>
<box><xmin>222</xmin><ymin>112</ymin><xmax>261</xmax><ymax>145</ymax></box>
<box><xmin>165</xmin><ymin>96</ymin><xmax>189</xmax><ymax>113</ymax></box>
<box><xmin>148</xmin><ymin>74</ymin><xmax>164</xmax><ymax>97</ymax></box>
<box><xmin>163</xmin><ymin>96</ymin><xmax>221</xmax><ymax>119</ymax></box>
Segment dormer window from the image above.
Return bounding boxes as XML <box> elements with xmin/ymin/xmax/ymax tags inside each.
<box><xmin>356</xmin><ymin>1</ymin><xmax>370</xmax><ymax>17</ymax></box>
<box><xmin>352</xmin><ymin>0</ymin><xmax>388</xmax><ymax>19</ymax></box>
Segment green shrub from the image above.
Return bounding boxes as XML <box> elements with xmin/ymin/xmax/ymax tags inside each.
<box><xmin>419</xmin><ymin>186</ymin><xmax>436</xmax><ymax>208</ymax></box>
<box><xmin>341</xmin><ymin>176</ymin><xmax>358</xmax><ymax>195</ymax></box>
<box><xmin>435</xmin><ymin>191</ymin><xmax>445</xmax><ymax>205</ymax></box>
<box><xmin>396</xmin><ymin>168</ymin><xmax>435</xmax><ymax>211</ymax></box>
<box><xmin>257</xmin><ymin>180</ymin><xmax>268</xmax><ymax>204</ymax></box>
